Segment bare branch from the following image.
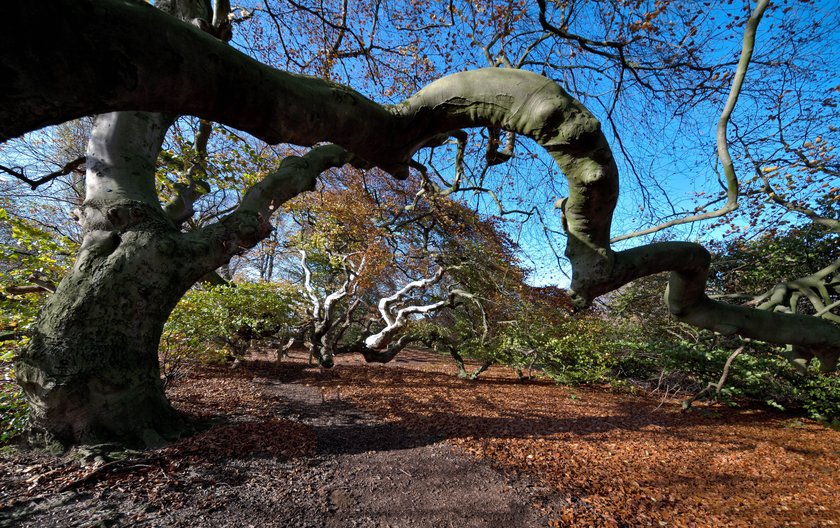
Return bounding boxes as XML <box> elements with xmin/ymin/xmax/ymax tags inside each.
<box><xmin>0</xmin><ymin>156</ymin><xmax>85</xmax><ymax>190</ymax></box>
<box><xmin>299</xmin><ymin>249</ymin><xmax>321</xmax><ymax>318</ymax></box>
<box><xmin>683</xmin><ymin>346</ymin><xmax>745</xmax><ymax>410</ymax></box>
<box><xmin>747</xmin><ymin>161</ymin><xmax>840</xmax><ymax>233</ymax></box>
<box><xmin>610</xmin><ymin>0</ymin><xmax>770</xmax><ymax>243</ymax></box>
<box><xmin>5</xmin><ymin>285</ymin><xmax>50</xmax><ymax>295</ymax></box>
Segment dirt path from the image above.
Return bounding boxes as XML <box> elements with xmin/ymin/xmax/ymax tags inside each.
<box><xmin>329</xmin><ymin>350</ymin><xmax>840</xmax><ymax>527</ymax></box>
<box><xmin>0</xmin><ymin>359</ymin><xmax>560</xmax><ymax>527</ymax></box>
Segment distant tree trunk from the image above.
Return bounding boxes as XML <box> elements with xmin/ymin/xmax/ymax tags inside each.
<box><xmin>447</xmin><ymin>347</ymin><xmax>492</xmax><ymax>380</ymax></box>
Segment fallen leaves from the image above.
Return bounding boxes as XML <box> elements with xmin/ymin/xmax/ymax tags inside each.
<box><xmin>325</xmin><ymin>349</ymin><xmax>840</xmax><ymax>527</ymax></box>
<box><xmin>2</xmin><ymin>350</ymin><xmax>838</xmax><ymax>527</ymax></box>
<box><xmin>160</xmin><ymin>418</ymin><xmax>316</xmax><ymax>463</ymax></box>
<box><xmin>1</xmin><ymin>362</ymin><xmax>318</xmax><ymax>512</ymax></box>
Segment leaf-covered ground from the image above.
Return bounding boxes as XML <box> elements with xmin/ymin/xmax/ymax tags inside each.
<box><xmin>1</xmin><ymin>349</ymin><xmax>838</xmax><ymax>527</ymax></box>
<box><xmin>326</xmin><ymin>350</ymin><xmax>840</xmax><ymax>527</ymax></box>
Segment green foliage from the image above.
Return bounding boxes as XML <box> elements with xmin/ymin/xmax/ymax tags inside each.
<box><xmin>1</xmin><ymin>343</ymin><xmax>28</xmax><ymax>445</ymax></box>
<box><xmin>608</xmin><ymin>260</ymin><xmax>840</xmax><ymax>423</ymax></box>
<box><xmin>427</xmin><ymin>306</ymin><xmax>622</xmax><ymax>385</ymax></box>
<box><xmin>0</xmin><ymin>207</ymin><xmax>75</xmax><ymax>283</ymax></box>
<box><xmin>537</xmin><ymin>317</ymin><xmax>622</xmax><ymax>384</ymax></box>
<box><xmin>0</xmin><ymin>207</ymin><xmax>76</xmax><ymax>444</ymax></box>
<box><xmin>801</xmin><ymin>374</ymin><xmax>840</xmax><ymax>424</ymax></box>
<box><xmin>709</xmin><ymin>221</ymin><xmax>840</xmax><ymax>299</ymax></box>
<box><xmin>612</xmin><ymin>336</ymin><xmax>840</xmax><ymax>422</ymax></box>
<box><xmin>0</xmin><ymin>207</ymin><xmax>76</xmax><ymax>355</ymax></box>
<box><xmin>0</xmin><ymin>380</ymin><xmax>28</xmax><ymax>445</ymax></box>
<box><xmin>160</xmin><ymin>281</ymin><xmax>304</xmax><ymax>379</ymax></box>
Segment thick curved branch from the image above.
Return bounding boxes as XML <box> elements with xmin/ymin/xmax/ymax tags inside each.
<box><xmin>2</xmin><ymin>1</ymin><xmax>613</xmax><ymax>182</ymax></box>
<box><xmin>374</xmin><ymin>267</ymin><xmax>445</xmax><ymax>327</ymax></box>
<box><xmin>753</xmin><ymin>258</ymin><xmax>840</xmax><ymax>324</ymax></box>
<box><xmin>365</xmin><ymin>267</ymin><xmax>447</xmax><ymax>350</ymax></box>
<box><xmin>3</xmin><ymin>0</ymin><xmax>837</xmax><ymax>370</ymax></box>
<box><xmin>364</xmin><ymin>277</ymin><xmax>477</xmax><ymax>354</ymax></box>
<box><xmin>5</xmin><ymin>274</ymin><xmax>57</xmax><ymax>295</ymax></box>
<box><xmin>182</xmin><ymin>145</ymin><xmax>360</xmax><ymax>276</ymax></box>
<box><xmin>323</xmin><ymin>253</ymin><xmax>366</xmax><ymax>320</ymax></box>
<box><xmin>296</xmin><ymin>247</ymin><xmax>366</xmax><ymax>367</ymax></box>
<box><xmin>354</xmin><ymin>287</ymin><xmax>486</xmax><ymax>365</ymax></box>
<box><xmin>3</xmin><ymin>1</ymin><xmax>618</xmax><ymax>283</ymax></box>
<box><xmin>576</xmin><ymin>241</ymin><xmax>840</xmax><ymax>372</ymax></box>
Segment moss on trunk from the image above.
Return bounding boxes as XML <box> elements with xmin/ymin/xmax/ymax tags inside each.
<box><xmin>16</xmin><ymin>210</ymin><xmax>192</xmax><ymax>446</ymax></box>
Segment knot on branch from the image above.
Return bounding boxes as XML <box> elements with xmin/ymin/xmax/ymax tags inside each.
<box><xmin>216</xmin><ymin>211</ymin><xmax>273</xmax><ymax>258</ymax></box>
<box><xmin>74</xmin><ymin>230</ymin><xmax>121</xmax><ymax>273</ymax></box>
<box><xmin>75</xmin><ymin>200</ymin><xmax>175</xmax><ymax>233</ymax></box>
<box><xmin>105</xmin><ymin>205</ymin><xmax>146</xmax><ymax>230</ymax></box>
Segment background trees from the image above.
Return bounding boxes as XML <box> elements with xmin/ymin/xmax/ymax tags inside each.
<box><xmin>1</xmin><ymin>0</ymin><xmax>838</xmax><ymax>445</ymax></box>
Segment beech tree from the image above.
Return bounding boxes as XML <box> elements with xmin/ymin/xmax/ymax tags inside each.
<box><xmin>282</xmin><ymin>171</ymin><xmax>501</xmax><ymax>368</ymax></box>
<box><xmin>1</xmin><ymin>0</ymin><xmax>838</xmax><ymax>446</ymax></box>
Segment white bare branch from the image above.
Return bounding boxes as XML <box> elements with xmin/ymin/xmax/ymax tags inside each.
<box><xmin>299</xmin><ymin>250</ymin><xmax>321</xmax><ymax>319</ymax></box>
<box><xmin>375</xmin><ymin>266</ymin><xmax>445</xmax><ymax>327</ymax></box>
<box><xmin>365</xmin><ymin>270</ymin><xmax>479</xmax><ymax>351</ymax></box>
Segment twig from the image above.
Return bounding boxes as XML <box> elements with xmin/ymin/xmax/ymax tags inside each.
<box><xmin>0</xmin><ymin>156</ymin><xmax>85</xmax><ymax>190</ymax></box>
<box><xmin>682</xmin><ymin>346</ymin><xmax>745</xmax><ymax>410</ymax></box>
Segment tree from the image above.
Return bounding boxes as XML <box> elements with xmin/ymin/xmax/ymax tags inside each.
<box><xmin>1</xmin><ymin>0</ymin><xmax>838</xmax><ymax>446</ymax></box>
<box><xmin>282</xmin><ymin>169</ymin><xmax>508</xmax><ymax>368</ymax></box>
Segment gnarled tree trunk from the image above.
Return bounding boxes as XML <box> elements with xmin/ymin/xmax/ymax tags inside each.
<box><xmin>14</xmin><ymin>0</ymin><xmax>217</xmax><ymax>446</ymax></box>
<box><xmin>17</xmin><ymin>205</ymin><xmax>193</xmax><ymax>446</ymax></box>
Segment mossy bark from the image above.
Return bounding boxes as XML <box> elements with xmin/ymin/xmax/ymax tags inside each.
<box><xmin>16</xmin><ymin>208</ymin><xmax>191</xmax><ymax>446</ymax></box>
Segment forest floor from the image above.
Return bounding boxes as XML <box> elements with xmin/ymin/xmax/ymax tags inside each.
<box><xmin>1</xmin><ymin>349</ymin><xmax>838</xmax><ymax>527</ymax></box>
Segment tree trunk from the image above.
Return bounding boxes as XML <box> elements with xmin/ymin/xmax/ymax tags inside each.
<box><xmin>10</xmin><ymin>1</ymin><xmax>222</xmax><ymax>448</ymax></box>
<box><xmin>16</xmin><ymin>208</ymin><xmax>194</xmax><ymax>446</ymax></box>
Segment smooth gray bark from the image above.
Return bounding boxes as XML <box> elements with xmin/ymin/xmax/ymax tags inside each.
<box><xmin>15</xmin><ymin>1</ymin><xmax>209</xmax><ymax>446</ymax></box>
<box><xmin>17</xmin><ymin>210</ymin><xmax>189</xmax><ymax>445</ymax></box>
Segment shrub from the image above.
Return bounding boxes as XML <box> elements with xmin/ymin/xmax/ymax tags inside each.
<box><xmin>800</xmin><ymin>374</ymin><xmax>840</xmax><ymax>423</ymax></box>
<box><xmin>612</xmin><ymin>334</ymin><xmax>840</xmax><ymax>422</ymax></box>
<box><xmin>0</xmin><ymin>349</ymin><xmax>27</xmax><ymax>445</ymax></box>
<box><xmin>430</xmin><ymin>311</ymin><xmax>622</xmax><ymax>384</ymax></box>
<box><xmin>537</xmin><ymin>317</ymin><xmax>621</xmax><ymax>384</ymax></box>
<box><xmin>0</xmin><ymin>379</ymin><xmax>28</xmax><ymax>445</ymax></box>
<box><xmin>160</xmin><ymin>281</ymin><xmax>304</xmax><ymax>382</ymax></box>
